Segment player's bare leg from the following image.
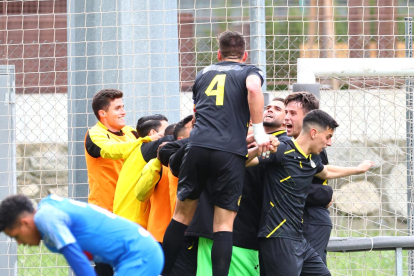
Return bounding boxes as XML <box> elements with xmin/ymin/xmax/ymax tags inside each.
<box><xmin>212</xmin><ymin>206</ymin><xmax>237</xmax><ymax>276</ymax></box>
<box><xmin>162</xmin><ymin>198</ymin><xmax>198</xmax><ymax>275</ymax></box>
<box><xmin>173</xmin><ymin>198</ymin><xmax>199</xmax><ymax>225</ymax></box>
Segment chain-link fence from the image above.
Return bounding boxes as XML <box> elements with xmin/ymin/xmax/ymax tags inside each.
<box><xmin>0</xmin><ymin>0</ymin><xmax>413</xmax><ymax>275</ymax></box>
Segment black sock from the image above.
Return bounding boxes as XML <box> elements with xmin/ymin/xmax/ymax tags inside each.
<box><xmin>162</xmin><ymin>219</ymin><xmax>188</xmax><ymax>275</ymax></box>
<box><xmin>211</xmin><ymin>231</ymin><xmax>233</xmax><ymax>276</ymax></box>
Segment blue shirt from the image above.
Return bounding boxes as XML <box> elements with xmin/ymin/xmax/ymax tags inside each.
<box><xmin>34</xmin><ymin>195</ymin><xmax>153</xmax><ymax>268</ymax></box>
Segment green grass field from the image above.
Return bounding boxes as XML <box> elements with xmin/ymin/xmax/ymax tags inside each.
<box><xmin>17</xmin><ymin>244</ymin><xmax>409</xmax><ymax>276</ymax></box>
<box><xmin>17</xmin><ymin>245</ymin><xmax>68</xmax><ymax>276</ymax></box>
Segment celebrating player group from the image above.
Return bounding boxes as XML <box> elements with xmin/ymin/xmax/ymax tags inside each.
<box><xmin>0</xmin><ymin>31</ymin><xmax>374</xmax><ymax>276</ymax></box>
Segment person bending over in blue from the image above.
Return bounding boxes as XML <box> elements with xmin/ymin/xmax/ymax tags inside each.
<box><xmin>0</xmin><ymin>194</ymin><xmax>164</xmax><ymax>276</ymax></box>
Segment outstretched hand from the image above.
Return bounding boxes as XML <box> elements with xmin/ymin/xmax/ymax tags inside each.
<box><xmin>357</xmin><ymin>160</ymin><xmax>374</xmax><ymax>173</ymax></box>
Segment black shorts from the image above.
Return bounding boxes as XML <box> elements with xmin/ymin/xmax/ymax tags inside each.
<box><xmin>303</xmin><ymin>224</ymin><xmax>332</xmax><ymax>265</ymax></box>
<box><xmin>177</xmin><ymin>146</ymin><xmax>245</xmax><ymax>211</ymax></box>
<box><xmin>259</xmin><ymin>238</ymin><xmax>330</xmax><ymax>276</ymax></box>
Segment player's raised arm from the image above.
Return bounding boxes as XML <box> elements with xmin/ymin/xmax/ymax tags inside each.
<box><xmin>315</xmin><ymin>160</ymin><xmax>374</xmax><ymax>180</ymax></box>
<box><xmin>246</xmin><ymin>147</ymin><xmax>259</xmax><ymax>167</ymax></box>
<box><xmin>247</xmin><ymin>74</ymin><xmax>270</xmax><ymax>158</ymax></box>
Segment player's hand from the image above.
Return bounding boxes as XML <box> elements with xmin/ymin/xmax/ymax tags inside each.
<box><xmin>157</xmin><ymin>142</ymin><xmax>169</xmax><ymax>160</ymax></box>
<box><xmin>248</xmin><ymin>141</ymin><xmax>258</xmax><ymax>149</ymax></box>
<box><xmin>150</xmin><ymin>132</ymin><xmax>164</xmax><ymax>141</ymax></box>
<box><xmin>252</xmin><ymin>123</ymin><xmax>270</xmax><ymax>159</ymax></box>
<box><xmin>357</xmin><ymin>160</ymin><xmax>374</xmax><ymax>173</ymax></box>
<box><xmin>326</xmin><ymin>197</ymin><xmax>333</xmax><ymax>208</ymax></box>
<box><xmin>246</xmin><ymin>133</ymin><xmax>255</xmax><ymax>145</ymax></box>
<box><xmin>258</xmin><ymin>140</ymin><xmax>271</xmax><ymax>159</ymax></box>
<box><xmin>269</xmin><ymin>135</ymin><xmax>280</xmax><ymax>154</ymax></box>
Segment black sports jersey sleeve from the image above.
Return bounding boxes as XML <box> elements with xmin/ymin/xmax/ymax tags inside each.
<box><xmin>314</xmin><ymin>154</ymin><xmax>325</xmax><ymax>174</ymax></box>
<box><xmin>305</xmin><ymin>185</ymin><xmax>333</xmax><ymax>207</ymax></box>
<box><xmin>258</xmin><ymin>142</ymin><xmax>287</xmax><ymax>165</ymax></box>
<box><xmin>190</xmin><ymin>61</ymin><xmax>264</xmax><ymax>157</ymax></box>
<box><xmin>306</xmin><ymin>149</ymin><xmax>331</xmax><ymax>207</ymax></box>
<box><xmin>312</xmin><ymin>149</ymin><xmax>329</xmax><ymax>184</ymax></box>
<box><xmin>169</xmin><ymin>140</ymin><xmax>189</xmax><ymax>178</ymax></box>
<box><xmin>141</xmin><ymin>135</ymin><xmax>174</xmax><ymax>163</ymax></box>
<box><xmin>304</xmin><ymin>149</ymin><xmax>332</xmax><ymax>226</ymax></box>
<box><xmin>158</xmin><ymin>138</ymin><xmax>189</xmax><ymax>167</ymax></box>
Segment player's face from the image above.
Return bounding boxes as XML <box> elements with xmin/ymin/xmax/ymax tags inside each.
<box><xmin>4</xmin><ymin>220</ymin><xmax>41</xmax><ymax>246</ymax></box>
<box><xmin>284</xmin><ymin>102</ymin><xmax>306</xmax><ymax>138</ymax></box>
<box><xmin>101</xmin><ymin>98</ymin><xmax>126</xmax><ymax>132</ymax></box>
<box><xmin>312</xmin><ymin>127</ymin><xmax>334</xmax><ymax>153</ymax></box>
<box><xmin>263</xmin><ymin>101</ymin><xmax>285</xmax><ymax>129</ymax></box>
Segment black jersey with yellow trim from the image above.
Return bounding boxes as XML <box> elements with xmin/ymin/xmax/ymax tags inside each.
<box><xmin>140</xmin><ymin>135</ymin><xmax>175</xmax><ymax>163</ymax></box>
<box><xmin>189</xmin><ymin>61</ymin><xmax>264</xmax><ymax>157</ymax></box>
<box><xmin>270</xmin><ymin>130</ymin><xmax>290</xmax><ymax>143</ymax></box>
<box><xmin>303</xmin><ymin>149</ymin><xmax>333</xmax><ymax>226</ymax></box>
<box><xmin>258</xmin><ymin>139</ymin><xmax>324</xmax><ymax>240</ymax></box>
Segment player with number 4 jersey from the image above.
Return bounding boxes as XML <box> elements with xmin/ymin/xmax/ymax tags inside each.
<box><xmin>189</xmin><ymin>61</ymin><xmax>264</xmax><ymax>157</ymax></box>
<box><xmin>162</xmin><ymin>31</ymin><xmax>272</xmax><ymax>276</ymax></box>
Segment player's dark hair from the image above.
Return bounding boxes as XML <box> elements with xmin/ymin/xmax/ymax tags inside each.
<box><xmin>137</xmin><ymin>114</ymin><xmax>168</xmax><ymax>128</ymax></box>
<box><xmin>92</xmin><ymin>88</ymin><xmax>123</xmax><ymax>121</ymax></box>
<box><xmin>137</xmin><ymin>120</ymin><xmax>164</xmax><ymax>137</ymax></box>
<box><xmin>0</xmin><ymin>194</ymin><xmax>34</xmax><ymax>232</ymax></box>
<box><xmin>164</xmin><ymin>123</ymin><xmax>176</xmax><ymax>136</ymax></box>
<box><xmin>173</xmin><ymin>115</ymin><xmax>193</xmax><ymax>140</ymax></box>
<box><xmin>271</xmin><ymin>97</ymin><xmax>285</xmax><ymax>103</ymax></box>
<box><xmin>218</xmin><ymin>31</ymin><xmax>246</xmax><ymax>59</ymax></box>
<box><xmin>284</xmin><ymin>92</ymin><xmax>319</xmax><ymax>114</ymax></box>
<box><xmin>302</xmin><ymin>110</ymin><xmax>339</xmax><ymax>132</ymax></box>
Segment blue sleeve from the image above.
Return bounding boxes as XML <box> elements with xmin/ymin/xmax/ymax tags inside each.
<box><xmin>60</xmin><ymin>243</ymin><xmax>97</xmax><ymax>276</ymax></box>
<box><xmin>34</xmin><ymin>205</ymin><xmax>76</xmax><ymax>250</ymax></box>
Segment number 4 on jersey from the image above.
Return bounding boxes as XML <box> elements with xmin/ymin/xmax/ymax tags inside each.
<box><xmin>205</xmin><ymin>74</ymin><xmax>226</xmax><ymax>106</ymax></box>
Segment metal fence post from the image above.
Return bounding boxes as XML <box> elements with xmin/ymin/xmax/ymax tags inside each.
<box><xmin>249</xmin><ymin>0</ymin><xmax>267</xmax><ymax>102</ymax></box>
<box><xmin>396</xmin><ymin>247</ymin><xmax>403</xmax><ymax>276</ymax></box>
<box><xmin>405</xmin><ymin>16</ymin><xmax>413</xmax><ymax>276</ymax></box>
<box><xmin>0</xmin><ymin>65</ymin><xmax>17</xmax><ymax>276</ymax></box>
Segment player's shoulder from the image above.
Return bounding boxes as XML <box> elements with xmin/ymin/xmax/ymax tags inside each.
<box><xmin>121</xmin><ymin>125</ymin><xmax>138</xmax><ymax>135</ymax></box>
<box><xmin>281</xmin><ymin>139</ymin><xmax>295</xmax><ymax>150</ymax></box>
<box><xmin>272</xmin><ymin>130</ymin><xmax>290</xmax><ymax>143</ymax></box>
<box><xmin>38</xmin><ymin>194</ymin><xmax>64</xmax><ymax>207</ymax></box>
<box><xmin>311</xmin><ymin>152</ymin><xmax>322</xmax><ymax>161</ymax></box>
<box><xmin>88</xmin><ymin>122</ymin><xmax>107</xmax><ymax>137</ymax></box>
<box><xmin>35</xmin><ymin>196</ymin><xmax>70</xmax><ymax>224</ymax></box>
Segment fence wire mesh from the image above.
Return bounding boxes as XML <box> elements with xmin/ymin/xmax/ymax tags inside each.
<box><xmin>0</xmin><ymin>0</ymin><xmax>413</xmax><ymax>275</ymax></box>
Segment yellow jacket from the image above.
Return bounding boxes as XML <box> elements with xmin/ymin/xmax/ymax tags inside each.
<box><xmin>84</xmin><ymin>121</ymin><xmax>148</xmax><ymax>212</ymax></box>
<box><xmin>113</xmin><ymin>136</ymin><xmax>173</xmax><ymax>228</ymax></box>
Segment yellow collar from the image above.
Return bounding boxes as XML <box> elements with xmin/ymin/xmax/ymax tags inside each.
<box><xmin>291</xmin><ymin>138</ymin><xmax>309</xmax><ymax>159</ymax></box>
<box><xmin>271</xmin><ymin>130</ymin><xmax>286</xmax><ymax>136</ymax></box>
